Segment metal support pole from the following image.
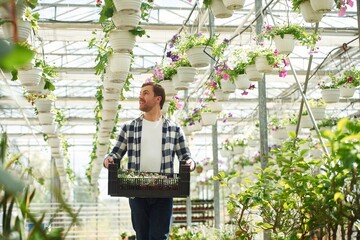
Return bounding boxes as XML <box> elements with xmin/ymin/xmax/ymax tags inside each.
<box><xmin>208</xmin><ymin>9</ymin><xmax>220</xmax><ymax>229</ymax></box>
<box><xmin>357</xmin><ymin>0</ymin><xmax>360</xmax><ymax>47</ymax></box>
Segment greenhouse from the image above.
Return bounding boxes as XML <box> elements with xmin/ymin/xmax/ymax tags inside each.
<box><xmin>0</xmin><ymin>0</ymin><xmax>359</xmax><ymax>239</ymax></box>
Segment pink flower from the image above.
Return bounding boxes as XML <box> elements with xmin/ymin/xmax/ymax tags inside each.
<box><xmin>338</xmin><ymin>6</ymin><xmax>347</xmax><ymax>16</ymax></box>
<box><xmin>347</xmin><ymin>76</ymin><xmax>353</xmax><ymax>83</ymax></box>
<box><xmin>279</xmin><ymin>69</ymin><xmax>288</xmax><ymax>78</ymax></box>
<box><xmin>222</xmin><ymin>73</ymin><xmax>230</xmax><ymax>81</ymax></box>
<box><xmin>347</xmin><ymin>0</ymin><xmax>354</xmax><ymax>7</ymax></box>
<box><xmin>96</xmin><ymin>0</ymin><xmax>102</xmax><ymax>6</ymax></box>
<box><xmin>241</xmin><ymin>90</ymin><xmax>248</xmax><ymax>95</ymax></box>
<box><xmin>249</xmin><ymin>84</ymin><xmax>255</xmax><ymax>90</ymax></box>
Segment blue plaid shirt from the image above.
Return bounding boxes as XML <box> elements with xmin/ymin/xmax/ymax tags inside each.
<box><xmin>109</xmin><ymin>115</ymin><xmax>192</xmax><ymax>173</ymax></box>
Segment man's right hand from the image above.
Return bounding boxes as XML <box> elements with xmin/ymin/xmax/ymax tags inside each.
<box><xmin>103</xmin><ymin>156</ymin><xmax>114</xmax><ymax>169</ymax></box>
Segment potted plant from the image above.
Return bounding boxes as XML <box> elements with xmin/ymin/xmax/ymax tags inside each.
<box><xmin>336</xmin><ymin>66</ymin><xmax>360</xmax><ymax>98</ymax></box>
<box><xmin>318</xmin><ymin>74</ymin><xmax>340</xmax><ymax>103</ymax></box>
<box><xmin>168</xmin><ymin>51</ymin><xmax>197</xmax><ymax>84</ymax></box>
<box><xmin>308</xmin><ymin>98</ymin><xmax>326</xmax><ymax>120</ymax></box>
<box><xmin>291</xmin><ymin>0</ymin><xmax>323</xmax><ymax>23</ymax></box>
<box><xmin>174</xmin><ymin>32</ymin><xmax>218</xmax><ymax>68</ymax></box>
<box><xmin>179</xmin><ymin>107</ymin><xmax>202</xmax><ymax>132</ymax></box>
<box><xmin>233</xmin><ymin>138</ymin><xmax>248</xmax><ymax>154</ymax></box>
<box><xmin>262</xmin><ymin>23</ymin><xmax>319</xmax><ymax>54</ymax></box>
<box><xmin>203</xmin><ymin>0</ymin><xmax>233</xmax><ymax>19</ymax></box>
<box><xmin>269</xmin><ymin>116</ymin><xmax>288</xmax><ymax>139</ymax></box>
<box><xmin>200</xmin><ymin>106</ymin><xmax>218</xmax><ymax>126</ymax></box>
<box><xmin>213</xmin><ymin>61</ymin><xmax>236</xmax><ymax>94</ymax></box>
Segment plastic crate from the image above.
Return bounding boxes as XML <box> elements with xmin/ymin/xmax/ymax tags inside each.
<box><xmin>108</xmin><ymin>160</ymin><xmax>190</xmax><ymax>198</ymax></box>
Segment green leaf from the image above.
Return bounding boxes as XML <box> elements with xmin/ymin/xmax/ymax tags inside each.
<box><xmin>0</xmin><ymin>42</ymin><xmax>34</xmax><ymax>71</ymax></box>
<box><xmin>337</xmin><ymin>118</ymin><xmax>348</xmax><ymax>132</ymax></box>
<box><xmin>0</xmin><ymin>169</ymin><xmax>25</xmax><ymax>195</ymax></box>
<box><xmin>334</xmin><ymin>192</ymin><xmax>344</xmax><ymax>202</ymax></box>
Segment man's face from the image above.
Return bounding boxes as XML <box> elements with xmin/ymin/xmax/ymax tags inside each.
<box><xmin>139</xmin><ymin>85</ymin><xmax>160</xmax><ymax>112</ymax></box>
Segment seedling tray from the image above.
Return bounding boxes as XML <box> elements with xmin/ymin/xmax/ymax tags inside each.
<box><xmin>108</xmin><ymin>161</ymin><xmax>190</xmax><ymax>198</ymax></box>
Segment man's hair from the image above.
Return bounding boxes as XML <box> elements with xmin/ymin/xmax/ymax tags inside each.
<box><xmin>141</xmin><ymin>82</ymin><xmax>166</xmax><ymax>109</ymax></box>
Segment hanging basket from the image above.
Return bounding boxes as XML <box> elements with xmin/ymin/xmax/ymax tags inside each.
<box><xmin>38</xmin><ymin>112</ymin><xmax>54</xmax><ymax>125</ymax></box>
<box><xmin>233</xmin><ymin>146</ymin><xmax>245</xmax><ymax>155</ymax></box>
<box><xmin>186</xmin><ymin>46</ymin><xmax>213</xmax><ymax>68</ymax></box>
<box><xmin>321</xmin><ymin>89</ymin><xmax>340</xmax><ymax>103</ymax></box>
<box><xmin>255</xmin><ymin>56</ymin><xmax>273</xmax><ymax>74</ymax></box>
<box><xmin>2</xmin><ymin>20</ymin><xmax>32</xmax><ymax>42</ymax></box>
<box><xmin>186</xmin><ymin>121</ymin><xmax>202</xmax><ymax>132</ymax></box>
<box><xmin>100</xmin><ymin>119</ymin><xmax>115</xmax><ymax>130</ymax></box>
<box><xmin>112</xmin><ymin>11</ymin><xmax>141</xmax><ymax>30</ymax></box>
<box><xmin>310</xmin><ymin>107</ymin><xmax>326</xmax><ymax>120</ymax></box>
<box><xmin>103</xmin><ymin>90</ymin><xmax>120</xmax><ymax>101</ymax></box>
<box><xmin>222</xmin><ymin>0</ymin><xmax>245</xmax><ymax>10</ymax></box>
<box><xmin>245</xmin><ymin>65</ymin><xmax>263</xmax><ymax>81</ymax></box>
<box><xmin>103</xmin><ymin>79</ymin><xmax>124</xmax><ymax>92</ymax></box>
<box><xmin>102</xmin><ymin>100</ymin><xmax>119</xmax><ymax>111</ymax></box>
<box><xmin>273</xmin><ymin>34</ymin><xmax>296</xmax><ymax>55</ymax></box>
<box><xmin>41</xmin><ymin>124</ymin><xmax>56</xmax><ymax>134</ymax></box>
<box><xmin>177</xmin><ymin>67</ymin><xmax>196</xmax><ymax>83</ymax></box>
<box><xmin>172</xmin><ymin>74</ymin><xmax>189</xmax><ymax>91</ymax></box>
<box><xmin>234</xmin><ymin>74</ymin><xmax>250</xmax><ymax>90</ymax></box>
<box><xmin>35</xmin><ymin>98</ymin><xmax>53</xmax><ymax>113</ymax></box>
<box><xmin>206</xmin><ymin>101</ymin><xmax>222</xmax><ymax>113</ymax></box>
<box><xmin>214</xmin><ymin>89</ymin><xmax>230</xmax><ymax>101</ymax></box>
<box><xmin>201</xmin><ymin>112</ymin><xmax>217</xmax><ymax>126</ymax></box>
<box><xmin>18</xmin><ymin>67</ymin><xmax>43</xmax><ymax>86</ymax></box>
<box><xmin>113</xmin><ymin>0</ymin><xmax>141</xmax><ymax>14</ymax></box>
<box><xmin>210</xmin><ymin>0</ymin><xmax>233</xmax><ymax>18</ymax></box>
<box><xmin>300</xmin><ymin>1</ymin><xmax>323</xmax><ymax>23</ymax></box>
<box><xmin>221</xmin><ymin>79</ymin><xmax>236</xmax><ymax>93</ymax></box>
<box><xmin>340</xmin><ymin>87</ymin><xmax>356</xmax><ymax>98</ymax></box>
<box><xmin>109</xmin><ymin>30</ymin><xmax>136</xmax><ymax>53</ymax></box>
<box><xmin>105</xmin><ymin>69</ymin><xmax>128</xmax><ymax>83</ymax></box>
<box><xmin>101</xmin><ymin>109</ymin><xmax>118</xmax><ymax>121</ymax></box>
<box><xmin>160</xmin><ymin>80</ymin><xmax>177</xmax><ymax>96</ymax></box>
<box><xmin>310</xmin><ymin>0</ymin><xmax>333</xmax><ymax>13</ymax></box>
<box><xmin>108</xmin><ymin>53</ymin><xmax>132</xmax><ymax>73</ymax></box>
<box><xmin>271</xmin><ymin>127</ymin><xmax>288</xmax><ymax>139</ymax></box>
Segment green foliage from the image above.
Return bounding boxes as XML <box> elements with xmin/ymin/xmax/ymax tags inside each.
<box><xmin>34</xmin><ymin>58</ymin><xmax>58</xmax><ymax>92</ymax></box>
<box><xmin>336</xmin><ymin>66</ymin><xmax>360</xmax><ymax>88</ymax></box>
<box><xmin>175</xmin><ymin>33</ymin><xmax>218</xmax><ymax>54</ymax></box>
<box><xmin>291</xmin><ymin>0</ymin><xmax>307</xmax><ymax>12</ymax></box>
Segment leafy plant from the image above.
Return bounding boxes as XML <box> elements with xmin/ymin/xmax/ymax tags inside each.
<box><xmin>336</xmin><ymin>66</ymin><xmax>360</xmax><ymax>88</ymax></box>
<box><xmin>308</xmin><ymin>98</ymin><xmax>326</xmax><ymax>108</ymax></box>
<box><xmin>291</xmin><ymin>0</ymin><xmax>307</xmax><ymax>12</ymax></box>
<box><xmin>174</xmin><ymin>33</ymin><xmax>218</xmax><ymax>54</ymax></box>
<box><xmin>262</xmin><ymin>23</ymin><xmax>320</xmax><ymax>49</ymax></box>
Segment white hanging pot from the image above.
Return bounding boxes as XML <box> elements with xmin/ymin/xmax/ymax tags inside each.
<box><xmin>300</xmin><ymin>115</ymin><xmax>313</xmax><ymax>128</ymax></box>
<box><xmin>220</xmin><ymin>79</ymin><xmax>236</xmax><ymax>93</ymax></box>
<box><xmin>101</xmin><ymin>109</ymin><xmax>117</xmax><ymax>121</ymax></box>
<box><xmin>234</xmin><ymin>74</ymin><xmax>250</xmax><ymax>90</ymax></box>
<box><xmin>105</xmin><ymin>69</ymin><xmax>128</xmax><ymax>83</ymax></box>
<box><xmin>102</xmin><ymin>100</ymin><xmax>119</xmax><ymax>110</ymax></box>
<box><xmin>108</xmin><ymin>53</ymin><xmax>132</xmax><ymax>73</ymax></box>
<box><xmin>273</xmin><ymin>34</ymin><xmax>296</xmax><ymax>55</ymax></box>
<box><xmin>103</xmin><ymin>90</ymin><xmax>120</xmax><ymax>101</ymax></box>
<box><xmin>113</xmin><ymin>0</ymin><xmax>141</xmax><ymax>14</ymax></box>
<box><xmin>245</xmin><ymin>65</ymin><xmax>263</xmax><ymax>81</ymax></box>
<box><xmin>310</xmin><ymin>0</ymin><xmax>334</xmax><ymax>13</ymax></box>
<box><xmin>103</xmin><ymin>79</ymin><xmax>124</xmax><ymax>92</ymax></box>
<box><xmin>48</xmin><ymin>137</ymin><xmax>61</xmax><ymax>148</ymax></box>
<box><xmin>177</xmin><ymin>67</ymin><xmax>196</xmax><ymax>83</ymax></box>
<box><xmin>310</xmin><ymin>107</ymin><xmax>326</xmax><ymax>120</ymax></box>
<box><xmin>211</xmin><ymin>0</ymin><xmax>233</xmax><ymax>19</ymax></box>
<box><xmin>340</xmin><ymin>87</ymin><xmax>355</xmax><ymax>98</ymax></box>
<box><xmin>2</xmin><ymin>20</ymin><xmax>31</xmax><ymax>42</ymax></box>
<box><xmin>109</xmin><ymin>29</ymin><xmax>136</xmax><ymax>53</ymax></box>
<box><xmin>186</xmin><ymin>121</ymin><xmax>202</xmax><ymax>132</ymax></box>
<box><xmin>25</xmin><ymin>79</ymin><xmax>45</xmax><ymax>94</ymax></box>
<box><xmin>18</xmin><ymin>67</ymin><xmax>43</xmax><ymax>86</ymax></box>
<box><xmin>233</xmin><ymin>146</ymin><xmax>245</xmax><ymax>155</ymax></box>
<box><xmin>112</xmin><ymin>11</ymin><xmax>141</xmax><ymax>30</ymax></box>
<box><xmin>100</xmin><ymin>120</ymin><xmax>115</xmax><ymax>130</ymax></box>
<box><xmin>186</xmin><ymin>46</ymin><xmax>213</xmax><ymax>68</ymax></box>
<box><xmin>35</xmin><ymin>98</ymin><xmax>53</xmax><ymax>113</ymax></box>
<box><xmin>214</xmin><ymin>89</ymin><xmax>229</xmax><ymax>101</ymax></box>
<box><xmin>41</xmin><ymin>124</ymin><xmax>56</xmax><ymax>134</ymax></box>
<box><xmin>300</xmin><ymin>1</ymin><xmax>323</xmax><ymax>23</ymax></box>
<box><xmin>321</xmin><ymin>89</ymin><xmax>340</xmax><ymax>103</ymax></box>
<box><xmin>206</xmin><ymin>101</ymin><xmax>222</xmax><ymax>113</ymax></box>
<box><xmin>271</xmin><ymin>127</ymin><xmax>288</xmax><ymax>139</ymax></box>
<box><xmin>201</xmin><ymin>112</ymin><xmax>217</xmax><ymax>126</ymax></box>
<box><xmin>160</xmin><ymin>80</ymin><xmax>177</xmax><ymax>96</ymax></box>
<box><xmin>38</xmin><ymin>112</ymin><xmax>54</xmax><ymax>125</ymax></box>
<box><xmin>172</xmin><ymin>74</ymin><xmax>189</xmax><ymax>90</ymax></box>
<box><xmin>255</xmin><ymin>56</ymin><xmax>273</xmax><ymax>74</ymax></box>
<box><xmin>97</xmin><ymin>144</ymin><xmax>109</xmax><ymax>154</ymax></box>
<box><xmin>222</xmin><ymin>0</ymin><xmax>245</xmax><ymax>10</ymax></box>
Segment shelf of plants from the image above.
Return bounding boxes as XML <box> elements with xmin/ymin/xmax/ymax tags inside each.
<box><xmin>173</xmin><ymin>199</ymin><xmax>214</xmax><ymax>224</ymax></box>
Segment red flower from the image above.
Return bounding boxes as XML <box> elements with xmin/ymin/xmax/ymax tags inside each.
<box><xmin>96</xmin><ymin>0</ymin><xmax>102</xmax><ymax>7</ymax></box>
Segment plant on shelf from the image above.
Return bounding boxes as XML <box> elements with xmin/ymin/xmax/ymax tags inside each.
<box><xmin>261</xmin><ymin>23</ymin><xmax>320</xmax><ymax>50</ymax></box>
<box><xmin>311</xmin><ymin>117</ymin><xmax>338</xmax><ymax>130</ymax></box>
<box><xmin>166</xmin><ymin>95</ymin><xmax>182</xmax><ymax>116</ymax></box>
<box><xmin>318</xmin><ymin>74</ymin><xmax>339</xmax><ymax>89</ymax></box>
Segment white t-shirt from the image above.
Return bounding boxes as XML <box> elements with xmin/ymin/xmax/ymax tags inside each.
<box><xmin>140</xmin><ymin>118</ymin><xmax>163</xmax><ymax>172</ymax></box>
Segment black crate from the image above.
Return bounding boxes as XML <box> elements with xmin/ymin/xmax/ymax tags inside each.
<box><xmin>108</xmin><ymin>161</ymin><xmax>190</xmax><ymax>198</ymax></box>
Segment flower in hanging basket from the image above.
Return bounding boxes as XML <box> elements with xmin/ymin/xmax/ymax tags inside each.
<box><xmin>150</xmin><ymin>64</ymin><xmax>177</xmax><ymax>82</ymax></box>
<box><xmin>166</xmin><ymin>95</ymin><xmax>182</xmax><ymax>115</ymax></box>
<box><xmin>174</xmin><ymin>32</ymin><xmax>218</xmax><ymax>54</ymax></box>
<box><xmin>308</xmin><ymin>98</ymin><xmax>326</xmax><ymax>108</ymax></box>
<box><xmin>261</xmin><ymin>23</ymin><xmax>320</xmax><ymax>50</ymax></box>
<box><xmin>222</xmin><ymin>138</ymin><xmax>233</xmax><ymax>151</ymax></box>
<box><xmin>179</xmin><ymin>107</ymin><xmax>202</xmax><ymax>127</ymax></box>
<box><xmin>318</xmin><ymin>74</ymin><xmax>339</xmax><ymax>90</ymax></box>
<box><xmin>269</xmin><ymin>117</ymin><xmax>286</xmax><ymax>131</ymax></box>
<box><xmin>336</xmin><ymin>0</ymin><xmax>354</xmax><ymax>16</ymax></box>
<box><xmin>234</xmin><ymin>138</ymin><xmax>248</xmax><ymax>147</ymax></box>
<box><xmin>336</xmin><ymin>66</ymin><xmax>360</xmax><ymax>88</ymax></box>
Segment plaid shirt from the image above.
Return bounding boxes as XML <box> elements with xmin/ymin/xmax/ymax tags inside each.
<box><xmin>109</xmin><ymin>115</ymin><xmax>192</xmax><ymax>173</ymax></box>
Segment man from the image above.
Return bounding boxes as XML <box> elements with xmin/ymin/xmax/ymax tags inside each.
<box><xmin>103</xmin><ymin>82</ymin><xmax>195</xmax><ymax>240</ymax></box>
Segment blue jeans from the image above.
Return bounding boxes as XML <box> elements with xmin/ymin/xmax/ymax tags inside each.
<box><xmin>129</xmin><ymin>197</ymin><xmax>173</xmax><ymax>240</ymax></box>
